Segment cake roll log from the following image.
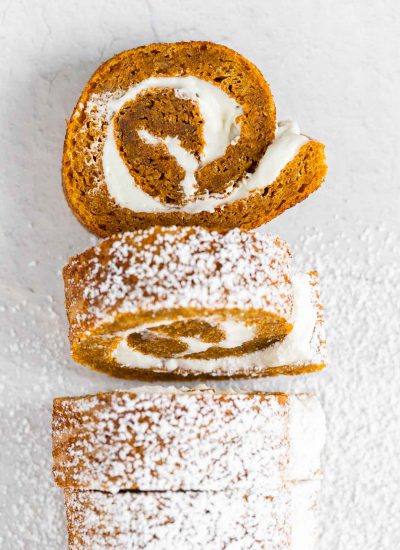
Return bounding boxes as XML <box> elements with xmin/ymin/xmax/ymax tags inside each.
<box><xmin>53</xmin><ymin>390</ymin><xmax>325</xmax><ymax>492</ymax></box>
<box><xmin>63</xmin><ymin>226</ymin><xmax>327</xmax><ymax>379</ymax></box>
<box><xmin>64</xmin><ymin>482</ymin><xmax>320</xmax><ymax>550</ymax></box>
<box><xmin>62</xmin><ymin>41</ymin><xmax>327</xmax><ymax>236</ymax></box>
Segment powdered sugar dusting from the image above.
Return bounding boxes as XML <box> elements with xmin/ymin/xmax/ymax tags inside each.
<box><xmin>53</xmin><ymin>391</ymin><xmax>324</xmax><ymax>492</ymax></box>
<box><xmin>79</xmin><ymin>92</ymin><xmax>119</xmax><ymax>180</ymax></box>
<box><xmin>65</xmin><ymin>227</ymin><xmax>293</xmax><ymax>334</ymax></box>
<box><xmin>4</xmin><ymin>222</ymin><xmax>400</xmax><ymax>548</ymax></box>
<box><xmin>110</xmin><ymin>272</ymin><xmax>325</xmax><ymax>375</ymax></box>
<box><xmin>64</xmin><ymin>482</ymin><xmax>320</xmax><ymax>550</ymax></box>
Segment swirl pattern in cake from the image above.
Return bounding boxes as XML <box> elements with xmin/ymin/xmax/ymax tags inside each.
<box><xmin>63</xmin><ymin>226</ymin><xmax>326</xmax><ymax>379</ymax></box>
<box><xmin>63</xmin><ymin>42</ymin><xmax>327</xmax><ymax>235</ymax></box>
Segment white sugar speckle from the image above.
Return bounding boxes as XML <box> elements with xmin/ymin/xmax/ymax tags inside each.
<box><xmin>53</xmin><ymin>391</ymin><xmax>324</xmax><ymax>492</ymax></box>
<box><xmin>2</xmin><ymin>2</ymin><xmax>400</xmax><ymax>548</ymax></box>
<box><xmin>66</xmin><ymin>226</ymin><xmax>293</xmax><ymax>333</ymax></box>
<box><xmin>64</xmin><ymin>483</ymin><xmax>320</xmax><ymax>549</ymax></box>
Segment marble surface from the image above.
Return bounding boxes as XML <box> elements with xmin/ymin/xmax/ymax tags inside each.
<box><xmin>0</xmin><ymin>1</ymin><xmax>399</xmax><ymax>548</ymax></box>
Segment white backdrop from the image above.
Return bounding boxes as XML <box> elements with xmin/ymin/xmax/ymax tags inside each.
<box><xmin>0</xmin><ymin>1</ymin><xmax>399</xmax><ymax>548</ymax></box>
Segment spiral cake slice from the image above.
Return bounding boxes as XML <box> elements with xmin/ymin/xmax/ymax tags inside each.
<box><xmin>63</xmin><ymin>226</ymin><xmax>326</xmax><ymax>379</ymax></box>
<box><xmin>63</xmin><ymin>41</ymin><xmax>327</xmax><ymax>236</ymax></box>
<box><xmin>52</xmin><ymin>389</ymin><xmax>325</xmax><ymax>492</ymax></box>
<box><xmin>64</xmin><ymin>482</ymin><xmax>321</xmax><ymax>550</ymax></box>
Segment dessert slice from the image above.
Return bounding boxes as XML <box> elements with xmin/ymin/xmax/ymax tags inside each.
<box><xmin>64</xmin><ymin>482</ymin><xmax>320</xmax><ymax>550</ymax></box>
<box><xmin>63</xmin><ymin>226</ymin><xmax>326</xmax><ymax>379</ymax></box>
<box><xmin>54</xmin><ymin>389</ymin><xmax>325</xmax><ymax>549</ymax></box>
<box><xmin>53</xmin><ymin>389</ymin><xmax>325</xmax><ymax>492</ymax></box>
<box><xmin>62</xmin><ymin>41</ymin><xmax>327</xmax><ymax>236</ymax></box>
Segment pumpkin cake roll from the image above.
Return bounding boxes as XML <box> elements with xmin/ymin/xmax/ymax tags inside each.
<box><xmin>54</xmin><ymin>388</ymin><xmax>325</xmax><ymax>549</ymax></box>
<box><xmin>52</xmin><ymin>389</ymin><xmax>325</xmax><ymax>492</ymax></box>
<box><xmin>62</xmin><ymin>41</ymin><xmax>327</xmax><ymax>236</ymax></box>
<box><xmin>63</xmin><ymin>482</ymin><xmax>321</xmax><ymax>550</ymax></box>
<box><xmin>63</xmin><ymin>226</ymin><xmax>326</xmax><ymax>379</ymax></box>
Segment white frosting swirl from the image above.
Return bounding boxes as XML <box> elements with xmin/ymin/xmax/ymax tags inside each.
<box><xmin>99</xmin><ymin>76</ymin><xmax>309</xmax><ymax>214</ymax></box>
<box><xmin>112</xmin><ymin>273</ymin><xmax>317</xmax><ymax>373</ymax></box>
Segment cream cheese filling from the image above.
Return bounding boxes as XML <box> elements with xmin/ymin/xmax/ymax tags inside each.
<box><xmin>112</xmin><ymin>273</ymin><xmax>316</xmax><ymax>373</ymax></box>
<box><xmin>290</xmin><ymin>480</ymin><xmax>321</xmax><ymax>550</ymax></box>
<box><xmin>113</xmin><ymin>319</ymin><xmax>256</xmax><ymax>362</ymax></box>
<box><xmin>100</xmin><ymin>76</ymin><xmax>309</xmax><ymax>214</ymax></box>
<box><xmin>288</xmin><ymin>395</ymin><xmax>326</xmax><ymax>480</ymax></box>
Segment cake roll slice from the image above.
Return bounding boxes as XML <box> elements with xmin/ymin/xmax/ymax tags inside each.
<box><xmin>63</xmin><ymin>226</ymin><xmax>327</xmax><ymax>379</ymax></box>
<box><xmin>64</xmin><ymin>482</ymin><xmax>320</xmax><ymax>550</ymax></box>
<box><xmin>53</xmin><ymin>389</ymin><xmax>325</xmax><ymax>492</ymax></box>
<box><xmin>62</xmin><ymin>41</ymin><xmax>326</xmax><ymax>236</ymax></box>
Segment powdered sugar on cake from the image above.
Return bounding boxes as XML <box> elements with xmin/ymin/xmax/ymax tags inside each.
<box><xmin>63</xmin><ymin>227</ymin><xmax>326</xmax><ymax>376</ymax></box>
<box><xmin>111</xmin><ymin>272</ymin><xmax>323</xmax><ymax>373</ymax></box>
<box><xmin>64</xmin><ymin>482</ymin><xmax>320</xmax><ymax>550</ymax></box>
<box><xmin>66</xmin><ymin>227</ymin><xmax>293</xmax><ymax>332</ymax></box>
<box><xmin>53</xmin><ymin>391</ymin><xmax>325</xmax><ymax>493</ymax></box>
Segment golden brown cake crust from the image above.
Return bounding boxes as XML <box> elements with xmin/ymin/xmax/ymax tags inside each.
<box><xmin>62</xmin><ymin>41</ymin><xmax>326</xmax><ymax>236</ymax></box>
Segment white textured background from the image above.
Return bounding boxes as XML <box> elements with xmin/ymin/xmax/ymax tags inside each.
<box><xmin>1</xmin><ymin>1</ymin><xmax>399</xmax><ymax>548</ymax></box>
